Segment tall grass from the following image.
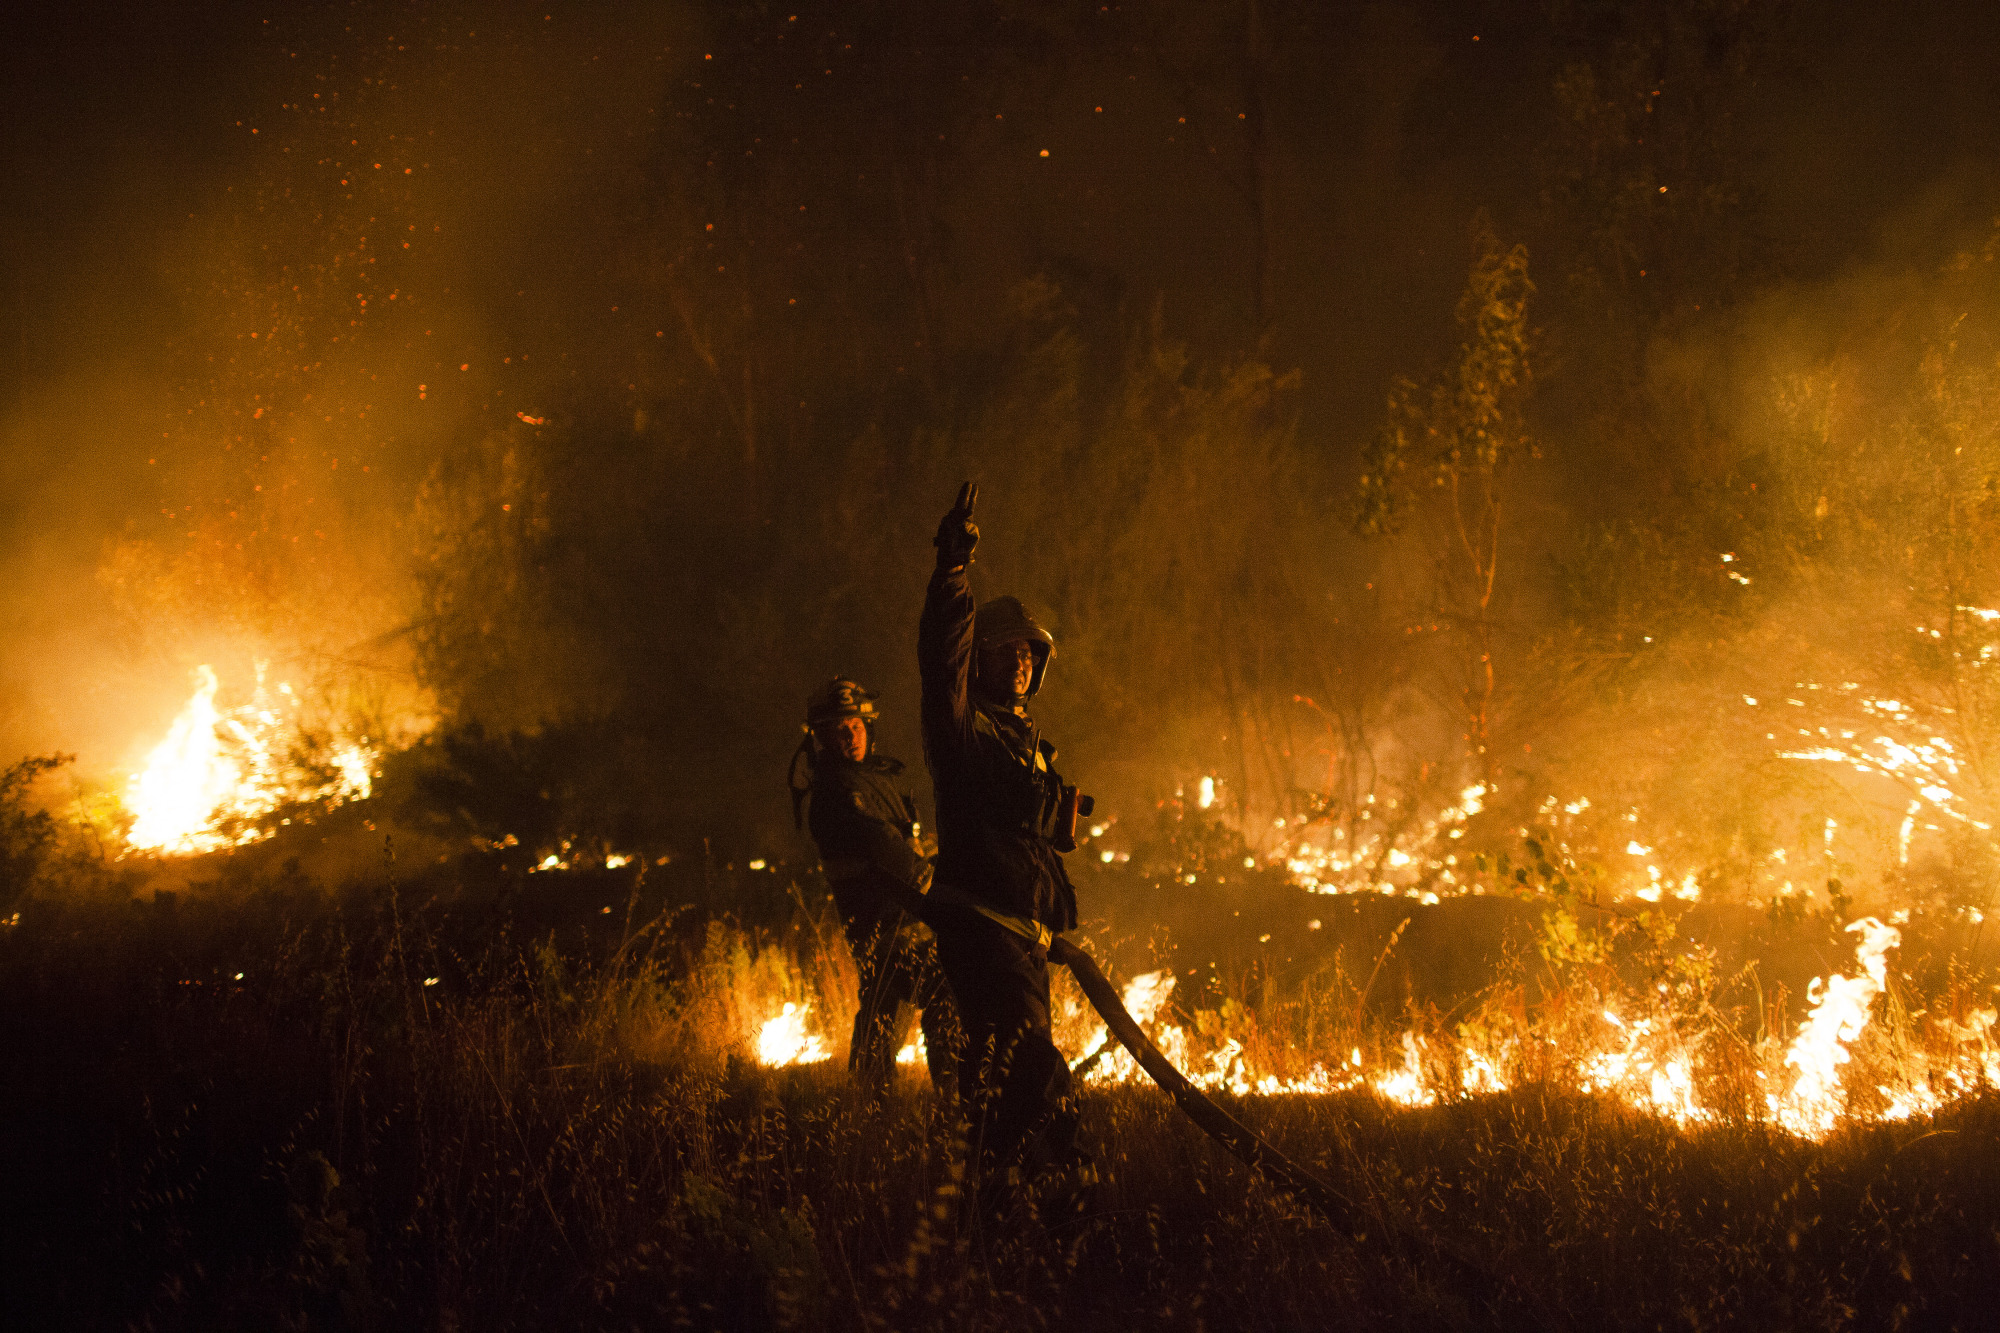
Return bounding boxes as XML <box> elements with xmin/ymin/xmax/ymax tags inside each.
<box><xmin>2</xmin><ymin>852</ymin><xmax>1996</xmax><ymax>1330</ymax></box>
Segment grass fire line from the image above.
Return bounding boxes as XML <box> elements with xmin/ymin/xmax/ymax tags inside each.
<box><xmin>109</xmin><ymin>671</ymin><xmax>2000</xmax><ymax>1137</ymax></box>
<box><xmin>20</xmin><ymin>711</ymin><xmax>2000</xmax><ymax>1326</ymax></box>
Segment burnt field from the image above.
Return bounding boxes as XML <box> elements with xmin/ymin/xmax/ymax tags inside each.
<box><xmin>3</xmin><ymin>828</ymin><xmax>1997</xmax><ymax>1332</ymax></box>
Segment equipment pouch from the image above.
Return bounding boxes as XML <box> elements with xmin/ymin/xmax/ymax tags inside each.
<box><xmin>1050</xmin><ymin>785</ymin><xmax>1096</xmax><ymax>853</ymax></box>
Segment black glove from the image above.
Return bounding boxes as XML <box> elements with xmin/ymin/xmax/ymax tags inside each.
<box><xmin>934</xmin><ymin>481</ymin><xmax>979</xmax><ymax>569</ymax></box>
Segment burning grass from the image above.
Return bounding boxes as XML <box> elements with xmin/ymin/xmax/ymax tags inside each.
<box><xmin>2</xmin><ymin>830</ymin><xmax>1998</xmax><ymax>1329</ymax></box>
<box><xmin>11</xmin><ymin>712</ymin><xmax>2000</xmax><ymax>1324</ymax></box>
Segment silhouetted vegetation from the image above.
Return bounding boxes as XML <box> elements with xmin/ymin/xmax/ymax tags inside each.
<box><xmin>11</xmin><ymin>2</ymin><xmax>2000</xmax><ymax>1326</ymax></box>
<box><xmin>3</xmin><ymin>829</ymin><xmax>1997</xmax><ymax>1330</ymax></box>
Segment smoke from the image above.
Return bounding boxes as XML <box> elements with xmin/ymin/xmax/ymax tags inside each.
<box><xmin>0</xmin><ymin>2</ymin><xmax>686</xmax><ymax>785</ymax></box>
<box><xmin>1514</xmin><ymin>193</ymin><xmax>2000</xmax><ymax>916</ymax></box>
<box><xmin>10</xmin><ymin>0</ymin><xmax>2000</xmax><ymax>893</ymax></box>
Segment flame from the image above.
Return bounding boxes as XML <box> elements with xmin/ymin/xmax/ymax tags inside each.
<box><xmin>1372</xmin><ymin>1032</ymin><xmax>1434</xmax><ymax>1106</ymax></box>
<box><xmin>122</xmin><ymin>659</ymin><xmax>1994</xmax><ymax>1132</ymax></box>
<box><xmin>1121</xmin><ymin>968</ymin><xmax>1177</xmax><ymax>1025</ymax></box>
<box><xmin>1034</xmin><ymin>901</ymin><xmax>1996</xmax><ymax>1135</ymax></box>
<box><xmin>1073</xmin><ymin>969</ymin><xmax>1178</xmax><ymax>1083</ymax></box>
<box><xmin>1577</xmin><ymin>1010</ymin><xmax>1708</xmax><ymax>1125</ymax></box>
<box><xmin>126</xmin><ymin>665</ymin><xmax>376</xmax><ymax>855</ymax></box>
<box><xmin>1769</xmin><ymin>917</ymin><xmax>1900</xmax><ymax>1136</ymax></box>
<box><xmin>127</xmin><ymin>666</ymin><xmax>233</xmax><ymax>853</ymax></box>
<box><xmin>756</xmin><ymin>1001</ymin><xmax>832</xmax><ymax>1066</ymax></box>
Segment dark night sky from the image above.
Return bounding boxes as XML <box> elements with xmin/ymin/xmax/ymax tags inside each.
<box><xmin>6</xmin><ymin>0</ymin><xmax>2000</xmax><ymax>796</ymax></box>
<box><xmin>11</xmin><ymin>2</ymin><xmax>1998</xmax><ymax>420</ymax></box>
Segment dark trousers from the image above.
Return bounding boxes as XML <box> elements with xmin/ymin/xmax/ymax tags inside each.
<box><xmin>929</xmin><ymin>905</ymin><xmax>1076</xmax><ymax>1180</ymax></box>
<box><xmin>846</xmin><ymin>911</ymin><xmax>961</xmax><ymax>1097</ymax></box>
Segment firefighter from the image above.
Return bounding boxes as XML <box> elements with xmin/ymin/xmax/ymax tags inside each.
<box><xmin>790</xmin><ymin>677</ymin><xmax>960</xmax><ymax>1098</ymax></box>
<box><xmin>918</xmin><ymin>482</ymin><xmax>1088</xmax><ymax>1209</ymax></box>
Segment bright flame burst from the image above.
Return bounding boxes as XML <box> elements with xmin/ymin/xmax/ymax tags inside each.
<box><xmin>126</xmin><ymin>665</ymin><xmax>375</xmax><ymax>855</ymax></box>
<box><xmin>1769</xmin><ymin>917</ymin><xmax>1899</xmax><ymax>1136</ymax></box>
<box><xmin>756</xmin><ymin>1001</ymin><xmax>833</xmax><ymax>1066</ymax></box>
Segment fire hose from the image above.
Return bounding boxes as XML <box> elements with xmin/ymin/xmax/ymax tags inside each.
<box><xmin>1044</xmin><ymin>934</ymin><xmax>1357</xmax><ymax>1228</ymax></box>
<box><xmin>907</xmin><ymin>882</ymin><xmax>1521</xmax><ymax>1317</ymax></box>
<box><xmin>903</xmin><ymin>884</ymin><xmax>1345</xmax><ymax>1211</ymax></box>
<box><xmin>1055</xmin><ymin>931</ymin><xmax>1530</xmax><ymax>1319</ymax></box>
<box><xmin>910</xmin><ymin>879</ymin><xmax>1357</xmax><ymax>1222</ymax></box>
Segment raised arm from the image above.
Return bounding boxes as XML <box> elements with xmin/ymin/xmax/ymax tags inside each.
<box><xmin>919</xmin><ymin>482</ymin><xmax>980</xmax><ymax>767</ymax></box>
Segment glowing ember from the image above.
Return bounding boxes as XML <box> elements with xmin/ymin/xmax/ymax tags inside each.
<box><xmin>756</xmin><ymin>1001</ymin><xmax>832</xmax><ymax>1066</ymax></box>
<box><xmin>1281</xmin><ymin>782</ymin><xmax>1486</xmax><ymax>899</ymax></box>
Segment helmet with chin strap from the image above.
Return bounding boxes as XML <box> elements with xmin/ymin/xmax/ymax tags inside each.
<box><xmin>974</xmin><ymin>597</ymin><xmax>1055</xmax><ymax>699</ymax></box>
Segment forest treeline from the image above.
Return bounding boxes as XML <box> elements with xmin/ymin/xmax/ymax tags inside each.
<box><xmin>88</xmin><ymin>0</ymin><xmax>2000</xmax><ymax>915</ymax></box>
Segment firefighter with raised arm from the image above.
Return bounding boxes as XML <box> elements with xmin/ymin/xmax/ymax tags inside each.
<box><xmin>790</xmin><ymin>678</ymin><xmax>960</xmax><ymax>1098</ymax></box>
<box><xmin>919</xmin><ymin>482</ymin><xmax>1091</xmax><ymax>1211</ymax></box>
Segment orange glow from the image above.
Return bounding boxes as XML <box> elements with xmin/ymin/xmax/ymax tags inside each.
<box><xmin>756</xmin><ymin>1001</ymin><xmax>833</xmax><ymax>1066</ymax></box>
<box><xmin>125</xmin><ymin>665</ymin><xmax>375</xmax><ymax>855</ymax></box>
<box><xmin>1034</xmin><ymin>908</ymin><xmax>1995</xmax><ymax>1136</ymax></box>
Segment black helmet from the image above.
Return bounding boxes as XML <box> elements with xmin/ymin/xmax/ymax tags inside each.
<box><xmin>791</xmin><ymin>678</ymin><xmax>878</xmax><ymax>826</ymax></box>
<box><xmin>805</xmin><ymin>677</ymin><xmax>880</xmax><ymax>729</ymax></box>
<box><xmin>974</xmin><ymin>596</ymin><xmax>1055</xmax><ymax>698</ymax></box>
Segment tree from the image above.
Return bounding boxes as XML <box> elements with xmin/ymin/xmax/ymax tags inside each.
<box><xmin>1356</xmin><ymin>221</ymin><xmax>1535</xmax><ymax>783</ymax></box>
<box><xmin>0</xmin><ymin>754</ymin><xmax>67</xmax><ymax>912</ymax></box>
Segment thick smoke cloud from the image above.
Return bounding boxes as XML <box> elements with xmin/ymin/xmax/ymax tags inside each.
<box><xmin>8</xmin><ymin>0</ymin><xmax>2000</xmax><ymax>889</ymax></box>
<box><xmin>0</xmin><ymin>3</ymin><xmax>683</xmax><ymax>777</ymax></box>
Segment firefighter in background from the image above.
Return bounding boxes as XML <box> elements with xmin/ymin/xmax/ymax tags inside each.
<box><xmin>790</xmin><ymin>678</ymin><xmax>960</xmax><ymax>1098</ymax></box>
<box><xmin>919</xmin><ymin>482</ymin><xmax>1089</xmax><ymax>1207</ymax></box>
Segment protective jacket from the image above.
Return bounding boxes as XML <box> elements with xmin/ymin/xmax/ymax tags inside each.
<box><xmin>918</xmin><ymin>563</ymin><xmax>1079</xmax><ymax>933</ymax></box>
<box><xmin>805</xmin><ymin>753</ymin><xmax>924</xmax><ymax>925</ymax></box>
